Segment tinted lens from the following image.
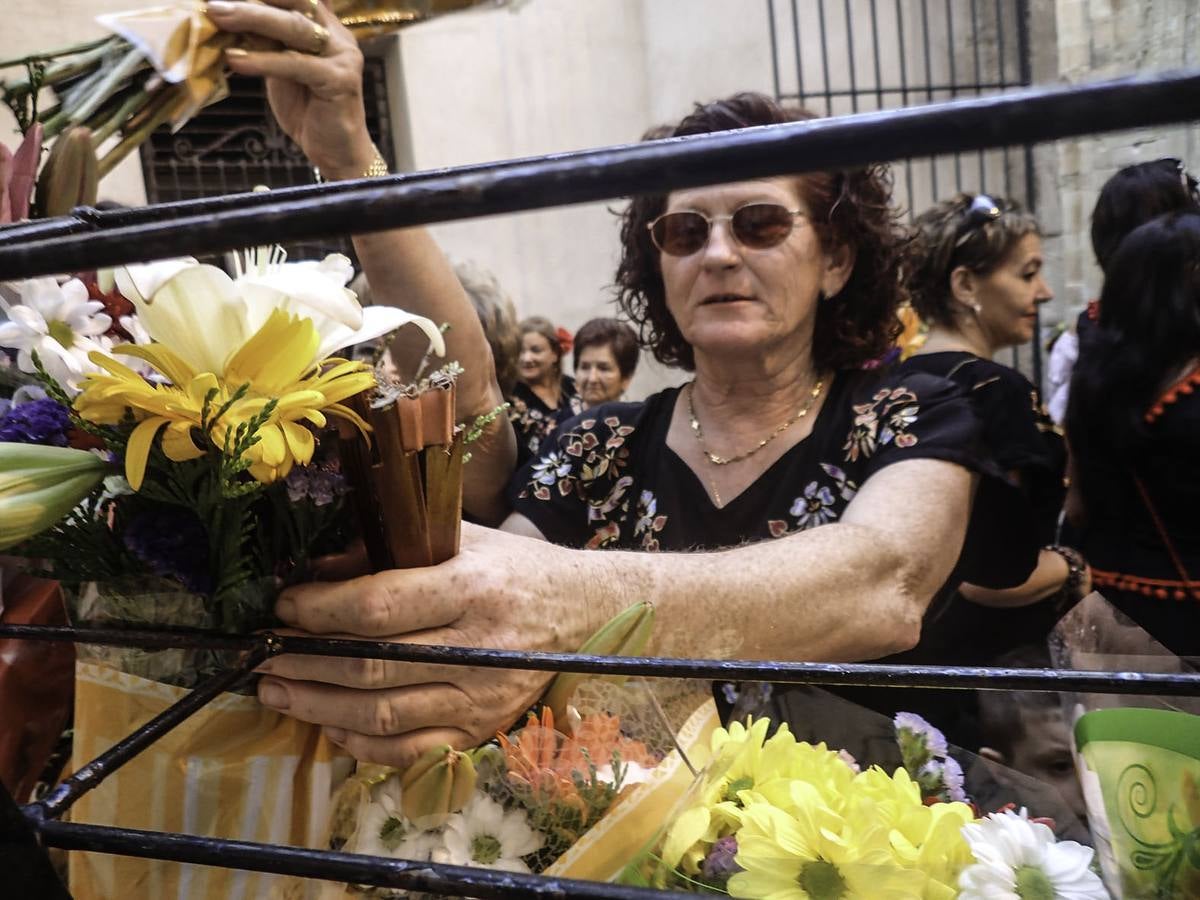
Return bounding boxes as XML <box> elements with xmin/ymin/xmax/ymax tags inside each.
<box><xmin>731</xmin><ymin>204</ymin><xmax>796</xmax><ymax>248</ymax></box>
<box><xmin>652</xmin><ymin>212</ymin><xmax>710</xmax><ymax>255</ymax></box>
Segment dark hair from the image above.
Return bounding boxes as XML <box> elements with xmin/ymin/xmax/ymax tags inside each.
<box><xmin>908</xmin><ymin>193</ymin><xmax>1041</xmax><ymax>328</ymax></box>
<box><xmin>975</xmin><ymin>647</ymin><xmax>1061</xmax><ymax>758</ymax></box>
<box><xmin>615</xmin><ymin>92</ymin><xmax>906</xmax><ymax>371</ymax></box>
<box><xmin>1067</xmin><ymin>211</ymin><xmax>1200</xmax><ymax>496</ymax></box>
<box><xmin>455</xmin><ymin>260</ymin><xmax>521</xmax><ymax>396</ymax></box>
<box><xmin>1091</xmin><ymin>159</ymin><xmax>1200</xmax><ymax>273</ymax></box>
<box><xmin>573</xmin><ymin>317</ymin><xmax>640</xmax><ymax>378</ymax></box>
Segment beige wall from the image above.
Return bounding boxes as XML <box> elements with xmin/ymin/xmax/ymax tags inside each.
<box><xmin>2</xmin><ymin>0</ymin><xmax>148</xmax><ymax>206</ymax></box>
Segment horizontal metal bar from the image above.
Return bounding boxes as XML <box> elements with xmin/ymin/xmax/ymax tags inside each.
<box><xmin>1</xmin><ymin>69</ymin><xmax>1198</xmax><ymax>279</ymax></box>
<box><xmin>2</xmin><ymin>624</ymin><xmax>1197</xmax><ymax>695</ymax></box>
<box><xmin>25</xmin><ymin>644</ymin><xmax>267</xmax><ymax>822</ymax></box>
<box><xmin>33</xmin><ymin>819</ymin><xmax>696</xmax><ymax>900</ymax></box>
<box><xmin>781</xmin><ymin>80</ymin><xmax>1023</xmax><ymax>99</ymax></box>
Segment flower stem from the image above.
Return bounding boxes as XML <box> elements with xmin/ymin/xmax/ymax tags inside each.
<box><xmin>97</xmin><ymin>85</ymin><xmax>184</xmax><ymax>179</ymax></box>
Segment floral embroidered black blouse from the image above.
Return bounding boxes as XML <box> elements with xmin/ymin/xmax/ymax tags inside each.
<box><xmin>510</xmin><ymin>368</ymin><xmax>1031</xmax><ymax>585</ymax></box>
<box><xmin>507</xmin><ymin>367</ymin><xmax>1036</xmax><ymax>744</ymax></box>
<box><xmin>508</xmin><ymin>375</ymin><xmax>583</xmax><ymax>468</ymax></box>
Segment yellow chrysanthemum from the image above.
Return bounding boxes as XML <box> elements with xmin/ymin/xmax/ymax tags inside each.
<box><xmin>729</xmin><ymin>787</ymin><xmax>927</xmax><ymax>900</ymax></box>
<box><xmin>74</xmin><ymin>309</ymin><xmax>375</xmax><ymax>489</ymax></box>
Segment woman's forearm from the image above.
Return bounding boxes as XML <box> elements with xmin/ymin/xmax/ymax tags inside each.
<box><xmin>528</xmin><ymin>459</ymin><xmax>971</xmax><ymax>663</ymax></box>
<box><xmin>349</xmin><ymin>228</ymin><xmax>516</xmax><ymax>520</ymax></box>
<box><xmin>958</xmin><ymin>548</ymin><xmax>1069</xmax><ymax>608</ymax></box>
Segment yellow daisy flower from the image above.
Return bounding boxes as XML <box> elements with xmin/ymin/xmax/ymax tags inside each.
<box><xmin>75</xmin><ymin>309</ymin><xmax>375</xmax><ymax>490</ymax></box>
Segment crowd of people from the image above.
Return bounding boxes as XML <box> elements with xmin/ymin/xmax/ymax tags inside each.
<box><xmin>3</xmin><ymin>0</ymin><xmax>1197</xmax><ymax>830</ymax></box>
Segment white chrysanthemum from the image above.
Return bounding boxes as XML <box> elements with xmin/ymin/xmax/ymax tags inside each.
<box><xmin>346</xmin><ymin>781</ymin><xmax>436</xmax><ymax>862</ymax></box>
<box><xmin>959</xmin><ymin>808</ymin><xmax>1109</xmax><ymax>900</ymax></box>
<box><xmin>0</xmin><ymin>277</ymin><xmax>112</xmax><ymax>392</ymax></box>
<box><xmin>437</xmin><ymin>792</ymin><xmax>544</xmax><ymax>873</ymax></box>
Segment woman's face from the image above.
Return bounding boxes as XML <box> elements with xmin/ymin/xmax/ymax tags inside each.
<box><xmin>519</xmin><ymin>331</ymin><xmax>558</xmax><ymax>385</ymax></box>
<box><xmin>972</xmin><ymin>233</ymin><xmax>1054</xmax><ymax>349</ymax></box>
<box><xmin>577</xmin><ymin>343</ymin><xmax>631</xmax><ymax>408</ymax></box>
<box><xmin>658</xmin><ymin>177</ymin><xmax>851</xmax><ymax>364</ymax></box>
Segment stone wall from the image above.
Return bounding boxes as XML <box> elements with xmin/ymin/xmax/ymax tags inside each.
<box><xmin>1047</xmin><ymin>0</ymin><xmax>1200</xmax><ymax>324</ymax></box>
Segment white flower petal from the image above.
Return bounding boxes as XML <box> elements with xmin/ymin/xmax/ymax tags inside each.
<box><xmin>114</xmin><ymin>258</ymin><xmax>197</xmax><ymax>305</ymax></box>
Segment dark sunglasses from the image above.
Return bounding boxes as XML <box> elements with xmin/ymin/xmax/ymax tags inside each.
<box><xmin>953</xmin><ymin>194</ymin><xmax>1003</xmax><ymax>247</ymax></box>
<box><xmin>647</xmin><ymin>203</ymin><xmax>807</xmax><ymax>256</ymax></box>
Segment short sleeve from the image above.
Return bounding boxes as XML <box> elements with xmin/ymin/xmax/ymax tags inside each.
<box><xmin>842</xmin><ymin>371</ymin><xmax>1040</xmax><ymax>589</ymax></box>
<box><xmin>506</xmin><ymin>402</ymin><xmax>644</xmax><ymax>548</ymax></box>
<box><xmin>968</xmin><ymin>365</ymin><xmax>1064</xmax><ymax>476</ymax></box>
<box><xmin>842</xmin><ymin>372</ymin><xmax>988</xmax><ymax>478</ymax></box>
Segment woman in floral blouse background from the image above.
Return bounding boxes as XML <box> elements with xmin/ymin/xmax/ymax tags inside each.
<box><xmin>508</xmin><ymin>316</ymin><xmax>582</xmax><ymax>466</ymax></box>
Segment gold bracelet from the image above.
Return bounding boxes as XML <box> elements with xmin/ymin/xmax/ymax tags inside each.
<box><xmin>313</xmin><ymin>144</ymin><xmax>388</xmax><ymax>182</ymax></box>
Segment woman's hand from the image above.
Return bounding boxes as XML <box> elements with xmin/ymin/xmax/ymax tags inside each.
<box><xmin>207</xmin><ymin>0</ymin><xmax>377</xmax><ymax>177</ymax></box>
<box><xmin>256</xmin><ymin>524</ymin><xmax>595</xmax><ymax>767</ymax></box>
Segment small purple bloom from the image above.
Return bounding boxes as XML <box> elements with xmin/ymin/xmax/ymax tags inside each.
<box><xmin>0</xmin><ymin>397</ymin><xmax>71</xmax><ymax>446</ymax></box>
<box><xmin>700</xmin><ymin>835</ymin><xmax>742</xmax><ymax>883</ymax></box>
<box><xmin>284</xmin><ymin>465</ymin><xmax>346</xmax><ymax>507</ymax></box>
<box><xmin>894</xmin><ymin>711</ymin><xmax>948</xmax><ymax>759</ymax></box>
<box><xmin>941</xmin><ymin>754</ymin><xmax>966</xmax><ymax>802</ymax></box>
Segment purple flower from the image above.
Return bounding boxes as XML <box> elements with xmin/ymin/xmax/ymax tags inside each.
<box><xmin>701</xmin><ymin>835</ymin><xmax>742</xmax><ymax>883</ymax></box>
<box><xmin>942</xmin><ymin>754</ymin><xmax>966</xmax><ymax>802</ymax></box>
<box><xmin>917</xmin><ymin>755</ymin><xmax>969</xmax><ymax>804</ymax></box>
<box><xmin>0</xmin><ymin>397</ymin><xmax>71</xmax><ymax>446</ymax></box>
<box><xmin>894</xmin><ymin>712</ymin><xmax>948</xmax><ymax>759</ymax></box>
<box><xmin>122</xmin><ymin>506</ymin><xmax>212</xmax><ymax>594</ymax></box>
<box><xmin>284</xmin><ymin>465</ymin><xmax>346</xmax><ymax>507</ymax></box>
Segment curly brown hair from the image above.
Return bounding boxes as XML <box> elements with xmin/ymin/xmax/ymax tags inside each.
<box><xmin>615</xmin><ymin>92</ymin><xmax>907</xmax><ymax>372</ymax></box>
<box><xmin>907</xmin><ymin>193</ymin><xmax>1040</xmax><ymax>329</ymax></box>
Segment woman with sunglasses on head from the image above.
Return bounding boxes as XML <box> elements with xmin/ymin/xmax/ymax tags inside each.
<box><xmin>509</xmin><ymin>317</ymin><xmax>583</xmax><ymax>466</ymax></box>
<box><xmin>219</xmin><ymin>4</ymin><xmax>1035</xmax><ymax>765</ymax></box>
<box><xmin>573</xmin><ymin>318</ymin><xmax>639</xmax><ymax>409</ymax></box>
<box><xmin>1067</xmin><ymin>212</ymin><xmax>1200</xmax><ymax>659</ymax></box>
<box><xmin>901</xmin><ymin>195</ymin><xmax>1088</xmax><ymax>673</ymax></box>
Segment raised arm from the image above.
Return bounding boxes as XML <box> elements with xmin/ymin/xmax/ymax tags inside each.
<box><xmin>210</xmin><ymin>0</ymin><xmax>514</xmax><ymax>521</ymax></box>
<box><xmin>257</xmin><ymin>458</ymin><xmax>973</xmax><ymax>765</ymax></box>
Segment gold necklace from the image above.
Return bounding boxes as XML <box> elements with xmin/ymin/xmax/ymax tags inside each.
<box><xmin>687</xmin><ymin>378</ymin><xmax>825</xmax><ymax>466</ymax></box>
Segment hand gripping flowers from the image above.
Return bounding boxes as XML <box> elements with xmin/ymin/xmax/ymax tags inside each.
<box><xmin>73</xmin><ymin>248</ymin><xmax>444</xmax><ymax>488</ymax></box>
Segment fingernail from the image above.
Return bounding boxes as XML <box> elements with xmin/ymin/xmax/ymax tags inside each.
<box><xmin>324</xmin><ymin>727</ymin><xmax>347</xmax><ymax>745</ymax></box>
<box><xmin>207</xmin><ymin>0</ymin><xmax>236</xmax><ymax>13</ymax></box>
<box><xmin>225</xmin><ymin>47</ymin><xmax>249</xmax><ymax>58</ymax></box>
<box><xmin>258</xmin><ymin>679</ymin><xmax>289</xmax><ymax>710</ymax></box>
<box><xmin>276</xmin><ymin>597</ymin><xmax>296</xmax><ymax>624</ymax></box>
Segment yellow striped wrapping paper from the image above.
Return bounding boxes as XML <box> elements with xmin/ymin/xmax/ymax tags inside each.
<box><xmin>66</xmin><ymin>661</ymin><xmax>353</xmax><ymax>900</ymax></box>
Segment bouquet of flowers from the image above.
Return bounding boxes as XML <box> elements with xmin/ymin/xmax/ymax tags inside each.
<box><xmin>624</xmin><ymin>711</ymin><xmax>1110</xmax><ymax>899</ymax></box>
<box><xmin>0</xmin><ymin>245</ymin><xmax>454</xmax><ymax>898</ymax></box>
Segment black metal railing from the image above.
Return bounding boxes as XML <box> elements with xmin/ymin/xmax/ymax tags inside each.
<box><xmin>1</xmin><ymin>68</ymin><xmax>1199</xmax><ymax>898</ymax></box>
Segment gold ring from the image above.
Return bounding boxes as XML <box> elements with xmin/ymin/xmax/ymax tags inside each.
<box><xmin>303</xmin><ymin>0</ymin><xmax>320</xmax><ymax>19</ymax></box>
<box><xmin>308</xmin><ymin>22</ymin><xmax>330</xmax><ymax>54</ymax></box>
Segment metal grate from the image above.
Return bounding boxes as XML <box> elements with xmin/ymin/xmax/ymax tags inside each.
<box><xmin>138</xmin><ymin>57</ymin><xmax>395</xmax><ymax>264</ymax></box>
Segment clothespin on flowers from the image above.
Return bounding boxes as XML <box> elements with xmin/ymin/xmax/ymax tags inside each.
<box><xmin>338</xmin><ymin>360</ymin><xmax>466</xmax><ymax>571</ymax></box>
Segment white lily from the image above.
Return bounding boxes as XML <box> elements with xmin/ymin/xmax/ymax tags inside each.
<box><xmin>108</xmin><ymin>249</ymin><xmax>444</xmax><ymax>378</ymax></box>
<box><xmin>0</xmin><ymin>443</ymin><xmax>109</xmax><ymax>550</ymax></box>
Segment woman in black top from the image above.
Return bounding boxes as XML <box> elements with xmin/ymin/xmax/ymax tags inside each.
<box><xmin>253</xmin><ymin>92</ymin><xmax>1033</xmax><ymax>766</ymax></box>
<box><xmin>901</xmin><ymin>194</ymin><xmax>1087</xmax><ymax>671</ymax></box>
<box><xmin>509</xmin><ymin>316</ymin><xmax>582</xmax><ymax>465</ymax></box>
<box><xmin>1068</xmin><ymin>211</ymin><xmax>1200</xmax><ymax>659</ymax></box>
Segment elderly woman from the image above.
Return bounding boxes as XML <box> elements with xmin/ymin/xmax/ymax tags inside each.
<box><xmin>214</xmin><ymin>4</ymin><xmax>1029</xmax><ymax>766</ymax></box>
<box><xmin>573</xmin><ymin>317</ymin><xmax>639</xmax><ymax>408</ymax></box>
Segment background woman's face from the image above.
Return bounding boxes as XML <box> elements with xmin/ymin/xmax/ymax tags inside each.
<box><xmin>576</xmin><ymin>343</ymin><xmax>630</xmax><ymax>408</ymax></box>
<box><xmin>974</xmin><ymin>233</ymin><xmax>1053</xmax><ymax>349</ymax></box>
<box><xmin>519</xmin><ymin>331</ymin><xmax>557</xmax><ymax>384</ymax></box>
<box><xmin>658</xmin><ymin>177</ymin><xmax>840</xmax><ymax>363</ymax></box>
